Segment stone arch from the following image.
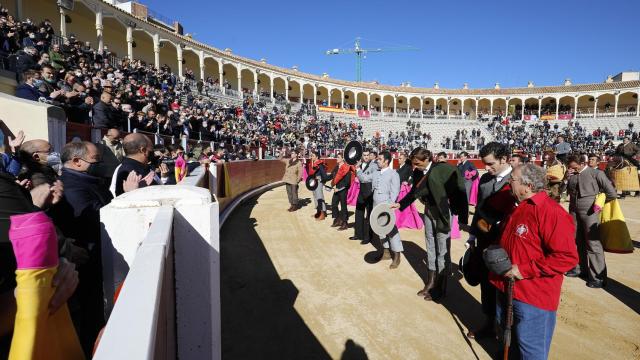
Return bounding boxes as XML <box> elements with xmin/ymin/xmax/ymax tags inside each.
<box><xmin>343</xmin><ymin>90</ymin><xmax>356</xmax><ymax>110</ymax></box>
<box><xmin>423</xmin><ymin>97</ymin><xmax>435</xmax><ymax>116</ymax></box>
<box><xmin>222</xmin><ymin>63</ymin><xmax>239</xmax><ymax>91</ymax></box>
<box><xmin>618</xmin><ymin>91</ymin><xmax>638</xmax><ymax>115</ymax></box>
<box><xmin>397</xmin><ymin>96</ymin><xmax>408</xmax><ymax>114</ymax></box>
<box><xmin>478</xmin><ymin>98</ymin><xmax>491</xmax><ymax>116</ymax></box>
<box><xmin>382</xmin><ymin>95</ymin><xmax>395</xmax><ymax>113</ymax></box>
<box><xmin>540</xmin><ymin>96</ymin><xmax>556</xmax><ymax>116</ymax></box>
<box><xmin>356</xmin><ymin>92</ymin><xmax>368</xmax><ymax>110</ymax></box>
<box><xmin>450</xmin><ymin>98</ymin><xmax>463</xmax><ymax>116</ymax></box>
<box><xmin>288</xmin><ymin>80</ymin><xmax>302</xmax><ymax>102</ymax></box>
<box><xmin>435</xmin><ymin>98</ymin><xmax>447</xmax><ymax>116</ymax></box>
<box><xmin>371</xmin><ymin>93</ymin><xmax>383</xmax><ymax>112</ymax></box>
<box><xmin>524</xmin><ymin>97</ymin><xmax>539</xmax><ymax>117</ymax></box>
<box><xmin>302</xmin><ymin>84</ymin><xmax>315</xmax><ymax>104</ymax></box>
<box><xmin>506</xmin><ymin>98</ymin><xmax>523</xmax><ymax>119</ymax></box>
<box><xmin>463</xmin><ymin>99</ymin><xmax>476</xmax><ymax>118</ymax></box>
<box><xmin>257</xmin><ymin>72</ymin><xmax>271</xmax><ymax>97</ymax></box>
<box><xmin>273</xmin><ymin>77</ymin><xmax>286</xmax><ymax>100</ymax></box>
<box><xmin>558</xmin><ymin>95</ymin><xmax>575</xmax><ymax>118</ymax></box>
<box><xmin>317</xmin><ymin>86</ymin><xmax>329</xmax><ymax>106</ymax></box>
<box><xmin>576</xmin><ymin>95</ymin><xmax>595</xmax><ymax>117</ymax></box>
<box><xmin>101</xmin><ymin>17</ymin><xmax>128</xmax><ymax>60</ymax></box>
<box><xmin>409</xmin><ymin>97</ymin><xmax>421</xmax><ymax>116</ymax></box>
<box><xmin>158</xmin><ymin>39</ymin><xmax>178</xmax><ymax>74</ymax></box>
<box><xmin>596</xmin><ymin>93</ymin><xmax>615</xmax><ymax>116</ymax></box>
<box><xmin>182</xmin><ymin>48</ymin><xmax>199</xmax><ymax>79</ymax></box>
<box><xmin>492</xmin><ymin>98</ymin><xmax>507</xmax><ymax>116</ymax></box>
<box><xmin>240</xmin><ymin>69</ymin><xmax>255</xmax><ymax>94</ymax></box>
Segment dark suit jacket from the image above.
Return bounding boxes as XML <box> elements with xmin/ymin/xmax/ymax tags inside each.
<box><xmin>567</xmin><ymin>167</ymin><xmax>617</xmax><ymax>214</ymax></box>
<box><xmin>92</xmin><ymin>101</ymin><xmax>117</xmax><ymax>129</ymax></box>
<box><xmin>457</xmin><ymin>160</ymin><xmax>478</xmax><ymax>181</ymax></box>
<box><xmin>470</xmin><ymin>170</ymin><xmax>516</xmax><ymax>249</ymax></box>
<box><xmin>15</xmin><ymin>83</ymin><xmax>40</xmax><ymax>101</ymax></box>
<box><xmin>397</xmin><ymin>163</ymin><xmax>413</xmax><ymax>183</ymax></box>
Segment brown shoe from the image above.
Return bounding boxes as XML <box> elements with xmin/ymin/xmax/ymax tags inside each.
<box><xmin>330</xmin><ymin>218</ymin><xmax>340</xmax><ymax>227</ymax></box>
<box><xmin>338</xmin><ymin>221</ymin><xmax>349</xmax><ymax>231</ymax></box>
<box><xmin>316</xmin><ymin>211</ymin><xmax>326</xmax><ymax>221</ymax></box>
<box><xmin>389</xmin><ymin>251</ymin><xmax>402</xmax><ymax>269</ymax></box>
<box><xmin>287</xmin><ymin>205</ymin><xmax>295</xmax><ymax>212</ymax></box>
<box><xmin>312</xmin><ymin>210</ymin><xmax>320</xmax><ymax>218</ymax></box>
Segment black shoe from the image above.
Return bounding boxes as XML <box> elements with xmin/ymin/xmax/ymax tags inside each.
<box><xmin>360</xmin><ymin>239</ymin><xmax>370</xmax><ymax>245</ymax></box>
<box><xmin>349</xmin><ymin>236</ymin><xmax>361</xmax><ymax>241</ymax></box>
<box><xmin>565</xmin><ymin>267</ymin><xmax>582</xmax><ymax>277</ymax></box>
<box><xmin>586</xmin><ymin>280</ymin><xmax>604</xmax><ymax>288</ymax></box>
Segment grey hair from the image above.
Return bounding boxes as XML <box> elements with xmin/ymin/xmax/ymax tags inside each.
<box><xmin>61</xmin><ymin>141</ymin><xmax>92</xmax><ymax>163</ymax></box>
<box><xmin>519</xmin><ymin>163</ymin><xmax>547</xmax><ymax>193</ymax></box>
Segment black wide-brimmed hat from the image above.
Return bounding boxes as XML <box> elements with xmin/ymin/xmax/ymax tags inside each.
<box><xmin>344</xmin><ymin>141</ymin><xmax>363</xmax><ymax>165</ymax></box>
<box><xmin>459</xmin><ymin>247</ymin><xmax>483</xmax><ymax>287</ymax></box>
<box><xmin>305</xmin><ymin>176</ymin><xmax>319</xmax><ymax>191</ymax></box>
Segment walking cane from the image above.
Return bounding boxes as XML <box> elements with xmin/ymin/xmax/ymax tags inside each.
<box><xmin>503</xmin><ymin>277</ymin><xmax>515</xmax><ymax>360</ymax></box>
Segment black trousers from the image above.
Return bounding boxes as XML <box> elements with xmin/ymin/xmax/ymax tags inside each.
<box><xmin>354</xmin><ymin>195</ymin><xmax>373</xmax><ymax>241</ymax></box>
<box><xmin>331</xmin><ymin>190</ymin><xmax>348</xmax><ymax>221</ymax></box>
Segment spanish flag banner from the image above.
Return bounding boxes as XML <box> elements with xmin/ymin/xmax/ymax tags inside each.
<box><xmin>8</xmin><ymin>211</ymin><xmax>84</xmax><ymax>360</ymax></box>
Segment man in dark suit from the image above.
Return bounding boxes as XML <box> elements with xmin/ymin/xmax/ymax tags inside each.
<box><xmin>466</xmin><ymin>142</ymin><xmax>517</xmax><ymax>339</ymax></box>
<box><xmin>92</xmin><ymin>92</ymin><xmax>119</xmax><ymax>129</ymax></box>
<box><xmin>15</xmin><ymin>70</ymin><xmax>42</xmax><ymax>101</ymax></box>
<box><xmin>350</xmin><ymin>150</ymin><xmax>378</xmax><ymax>244</ymax></box>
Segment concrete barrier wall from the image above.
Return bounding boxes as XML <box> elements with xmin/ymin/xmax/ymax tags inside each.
<box><xmin>216</xmin><ymin>159</ymin><xmax>286</xmax><ymax>210</ymax></box>
<box><xmin>0</xmin><ymin>92</ymin><xmax>66</xmax><ymax>151</ymax></box>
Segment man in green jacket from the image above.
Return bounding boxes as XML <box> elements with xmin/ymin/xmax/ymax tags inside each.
<box><xmin>393</xmin><ymin>147</ymin><xmax>468</xmax><ymax>301</ymax></box>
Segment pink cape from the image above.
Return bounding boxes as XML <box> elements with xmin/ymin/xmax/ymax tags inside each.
<box><xmin>395</xmin><ymin>182</ymin><xmax>424</xmax><ymax>230</ymax></box>
<box><xmin>347</xmin><ymin>178</ymin><xmax>360</xmax><ymax>206</ymax></box>
<box><xmin>451</xmin><ymin>215</ymin><xmax>461</xmax><ymax>239</ymax></box>
<box><xmin>302</xmin><ymin>163</ymin><xmax>309</xmax><ymax>182</ymax></box>
<box><xmin>469</xmin><ymin>177</ymin><xmax>480</xmax><ymax>206</ymax></box>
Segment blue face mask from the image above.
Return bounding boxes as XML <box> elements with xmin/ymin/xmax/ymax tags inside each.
<box><xmin>34</xmin><ymin>79</ymin><xmax>44</xmax><ymax>87</ymax></box>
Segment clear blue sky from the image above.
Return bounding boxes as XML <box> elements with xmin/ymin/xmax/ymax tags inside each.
<box><xmin>141</xmin><ymin>0</ymin><xmax>638</xmax><ymax>89</ymax></box>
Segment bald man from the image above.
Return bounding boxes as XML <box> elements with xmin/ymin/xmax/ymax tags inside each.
<box><xmin>17</xmin><ymin>139</ymin><xmax>59</xmax><ymax>186</ymax></box>
<box><xmin>112</xmin><ymin>133</ymin><xmax>158</xmax><ymax>196</ymax></box>
<box><xmin>92</xmin><ymin>92</ymin><xmax>119</xmax><ymax>129</ymax></box>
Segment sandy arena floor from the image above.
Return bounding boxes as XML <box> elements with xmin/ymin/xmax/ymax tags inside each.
<box><xmin>221</xmin><ymin>186</ymin><xmax>640</xmax><ymax>360</ymax></box>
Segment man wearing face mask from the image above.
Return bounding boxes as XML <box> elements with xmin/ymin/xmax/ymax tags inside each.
<box><xmin>94</xmin><ymin>128</ymin><xmax>124</xmax><ymax>183</ymax></box>
<box><xmin>15</xmin><ymin>70</ymin><xmax>43</xmax><ymax>101</ymax></box>
<box><xmin>50</xmin><ymin>141</ymin><xmax>113</xmax><ymax>355</ymax></box>
<box><xmin>17</xmin><ymin>139</ymin><xmax>61</xmax><ymax>186</ymax></box>
<box><xmin>112</xmin><ymin>133</ymin><xmax>162</xmax><ymax>196</ymax></box>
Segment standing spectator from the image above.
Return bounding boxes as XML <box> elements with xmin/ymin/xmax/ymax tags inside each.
<box><xmin>50</xmin><ymin>141</ymin><xmax>113</xmax><ymax>355</ymax></box>
<box><xmin>92</xmin><ymin>92</ymin><xmax>118</xmax><ymax>129</ymax></box>
<box><xmin>565</xmin><ymin>154</ymin><xmax>617</xmax><ymax>288</ymax></box>
<box><xmin>553</xmin><ymin>136</ymin><xmax>571</xmax><ymax>163</ymax></box>
<box><xmin>492</xmin><ymin>164</ymin><xmax>578</xmax><ymax>359</ymax></box>
<box><xmin>281</xmin><ymin>149</ymin><xmax>303</xmax><ymax>212</ymax></box>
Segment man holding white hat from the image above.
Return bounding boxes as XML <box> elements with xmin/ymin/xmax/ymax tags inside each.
<box><xmin>360</xmin><ymin>150</ymin><xmax>403</xmax><ymax>268</ymax></box>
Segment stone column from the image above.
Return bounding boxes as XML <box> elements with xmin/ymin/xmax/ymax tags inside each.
<box><xmin>420</xmin><ymin>97</ymin><xmax>424</xmax><ymax>118</ymax></box>
<box><xmin>59</xmin><ymin>7</ymin><xmax>67</xmax><ymax>39</ymax></box>
<box><xmin>176</xmin><ymin>46</ymin><xmax>183</xmax><ymax>80</ymax></box>
<box><xmin>253</xmin><ymin>73</ymin><xmax>258</xmax><ymax>96</ymax></box>
<box><xmin>126</xmin><ymin>26</ymin><xmax>133</xmax><ymax>60</ymax></box>
<box><xmin>153</xmin><ymin>34</ymin><xmax>160</xmax><ymax>69</ymax></box>
<box><xmin>219</xmin><ymin>62</ymin><xmax>224</xmax><ymax>95</ymax></box>
<box><xmin>614</xmin><ymin>93</ymin><xmax>619</xmax><ymax>117</ymax></box>
<box><xmin>593</xmin><ymin>97</ymin><xmax>598</xmax><ymax>118</ymax></box>
<box><xmin>269</xmin><ymin>76</ymin><xmax>274</xmax><ymax>102</ymax></box>
<box><xmin>313</xmin><ymin>85</ymin><xmax>317</xmax><ymax>106</ymax></box>
<box><xmin>367</xmin><ymin>93</ymin><xmax>371</xmax><ymax>111</ymax></box>
<box><xmin>393</xmin><ymin>96</ymin><xmax>397</xmax><ymax>114</ymax></box>
<box><xmin>96</xmin><ymin>10</ymin><xmax>104</xmax><ymax>53</ymax></box>
<box><xmin>447</xmin><ymin>100</ymin><xmax>450</xmax><ymax>119</ymax></box>
<box><xmin>636</xmin><ymin>93</ymin><xmax>640</xmax><ymax>117</ymax></box>
<box><xmin>574</xmin><ymin>98</ymin><xmax>578</xmax><ymax>119</ymax></box>
<box><xmin>199</xmin><ymin>51</ymin><xmax>205</xmax><ymax>81</ymax></box>
<box><xmin>340</xmin><ymin>90</ymin><xmax>344</xmax><ymax>109</ymax></box>
<box><xmin>285</xmin><ymin>79</ymin><xmax>289</xmax><ymax>102</ymax></box>
<box><xmin>237</xmin><ymin>68</ymin><xmax>242</xmax><ymax>98</ymax></box>
<box><xmin>537</xmin><ymin>99</ymin><xmax>541</xmax><ymax>118</ymax></box>
<box><xmin>555</xmin><ymin>100</ymin><xmax>559</xmax><ymax>120</ymax></box>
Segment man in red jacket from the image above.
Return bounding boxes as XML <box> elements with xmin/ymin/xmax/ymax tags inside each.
<box><xmin>491</xmin><ymin>163</ymin><xmax>578</xmax><ymax>359</ymax></box>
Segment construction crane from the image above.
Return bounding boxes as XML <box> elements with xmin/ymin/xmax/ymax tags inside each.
<box><xmin>326</xmin><ymin>37</ymin><xmax>419</xmax><ymax>82</ymax></box>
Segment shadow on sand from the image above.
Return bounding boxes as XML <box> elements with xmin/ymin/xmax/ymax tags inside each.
<box><xmin>221</xmin><ymin>194</ymin><xmax>368</xmax><ymax>359</ymax></box>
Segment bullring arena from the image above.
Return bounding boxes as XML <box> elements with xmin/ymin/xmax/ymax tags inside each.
<box><xmin>0</xmin><ymin>0</ymin><xmax>638</xmax><ymax>359</ymax></box>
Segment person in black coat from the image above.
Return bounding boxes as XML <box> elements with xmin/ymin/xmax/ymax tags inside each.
<box><xmin>396</xmin><ymin>151</ymin><xmax>413</xmax><ymax>184</ymax></box>
<box><xmin>92</xmin><ymin>92</ymin><xmax>119</xmax><ymax>129</ymax></box>
<box><xmin>49</xmin><ymin>141</ymin><xmax>113</xmax><ymax>356</ymax></box>
<box><xmin>113</xmin><ymin>133</ymin><xmax>163</xmax><ymax>196</ymax></box>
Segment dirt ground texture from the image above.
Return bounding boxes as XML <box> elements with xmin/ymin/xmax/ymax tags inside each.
<box><xmin>221</xmin><ymin>186</ymin><xmax>640</xmax><ymax>360</ymax></box>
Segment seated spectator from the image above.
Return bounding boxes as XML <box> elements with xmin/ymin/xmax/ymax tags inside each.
<box><xmin>112</xmin><ymin>133</ymin><xmax>167</xmax><ymax>196</ymax></box>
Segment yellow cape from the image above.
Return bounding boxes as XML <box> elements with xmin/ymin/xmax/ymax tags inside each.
<box><xmin>594</xmin><ymin>194</ymin><xmax>634</xmax><ymax>253</ymax></box>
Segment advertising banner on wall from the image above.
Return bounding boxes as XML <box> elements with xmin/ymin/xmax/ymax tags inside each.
<box><xmin>358</xmin><ymin>110</ymin><xmax>370</xmax><ymax>118</ymax></box>
<box><xmin>318</xmin><ymin>106</ymin><xmax>357</xmax><ymax>115</ymax></box>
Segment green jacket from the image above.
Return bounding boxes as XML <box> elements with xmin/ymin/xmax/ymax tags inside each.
<box><xmin>400</xmin><ymin>162</ymin><xmax>468</xmax><ymax>233</ymax></box>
